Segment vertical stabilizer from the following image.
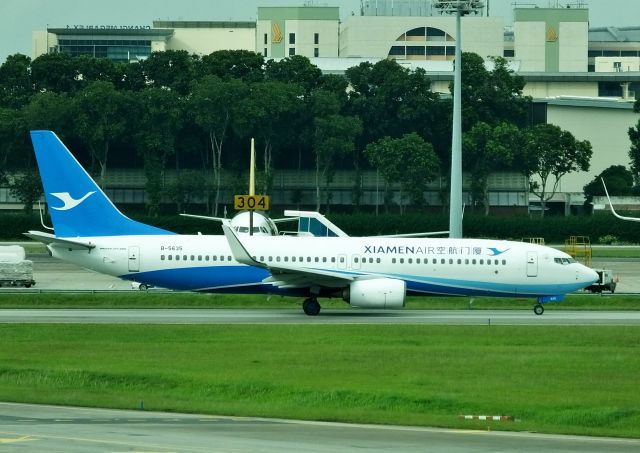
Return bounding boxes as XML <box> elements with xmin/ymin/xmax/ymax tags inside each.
<box><xmin>30</xmin><ymin>130</ymin><xmax>173</xmax><ymax>237</ymax></box>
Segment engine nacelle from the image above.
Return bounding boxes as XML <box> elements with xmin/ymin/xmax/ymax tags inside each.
<box><xmin>343</xmin><ymin>278</ymin><xmax>406</xmax><ymax>309</ymax></box>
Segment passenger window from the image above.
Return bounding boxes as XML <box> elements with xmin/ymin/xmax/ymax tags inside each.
<box><xmin>220</xmin><ymin>256</ymin><xmax>225</xmax><ymax>262</ymax></box>
<box><xmin>449</xmin><ymin>259</ymin><xmax>453</xmax><ymax>264</ymax></box>
<box><xmin>408</xmin><ymin>258</ymin><xmax>412</xmax><ymax>264</ymax></box>
<box><xmin>191</xmin><ymin>255</ymin><xmax>195</xmax><ymax>261</ymax></box>
<box><xmin>399</xmin><ymin>258</ymin><xmax>404</xmax><ymax>264</ymax></box>
<box><xmin>212</xmin><ymin>256</ymin><xmax>217</xmax><ymax>261</ymax></box>
<box><xmin>472</xmin><ymin>259</ymin><xmax>477</xmax><ymax>265</ymax></box>
<box><xmin>465</xmin><ymin>259</ymin><xmax>469</xmax><ymax>264</ymax></box>
<box><xmin>314</xmin><ymin>257</ymin><xmax>319</xmax><ymax>262</ymax></box>
<box><xmin>268</xmin><ymin>256</ymin><xmax>273</xmax><ymax>261</ymax></box>
<box><xmin>479</xmin><ymin>259</ymin><xmax>484</xmax><ymax>265</ymax></box>
<box><xmin>291</xmin><ymin>257</ymin><xmax>295</xmax><ymax>262</ymax></box>
<box><xmin>167</xmin><ymin>255</ymin><xmax>172</xmax><ymax>261</ymax></box>
<box><xmin>330</xmin><ymin>257</ymin><xmax>334</xmax><ymax>263</ymax></box>
<box><xmin>376</xmin><ymin>258</ymin><xmax>381</xmax><ymax>264</ymax></box>
<box><xmin>354</xmin><ymin>257</ymin><xmax>359</xmax><ymax>263</ymax></box>
<box><xmin>433</xmin><ymin>259</ymin><xmax>437</xmax><ymax>264</ymax></box>
<box><xmin>198</xmin><ymin>255</ymin><xmax>202</xmax><ymax>261</ymax></box>
<box><xmin>416</xmin><ymin>258</ymin><xmax>421</xmax><ymax>264</ymax></box>
<box><xmin>307</xmin><ymin>257</ymin><xmax>311</xmax><ymax>262</ymax></box>
<box><xmin>183</xmin><ymin>255</ymin><xmax>187</xmax><ymax>261</ymax></box>
<box><xmin>392</xmin><ymin>258</ymin><xmax>396</xmax><ymax>264</ymax></box>
<box><xmin>323</xmin><ymin>257</ymin><xmax>327</xmax><ymax>263</ymax></box>
<box><xmin>457</xmin><ymin>259</ymin><xmax>461</xmax><ymax>264</ymax></box>
<box><xmin>276</xmin><ymin>257</ymin><xmax>281</xmax><ymax>262</ymax></box>
<box><xmin>161</xmin><ymin>255</ymin><xmax>165</xmax><ymax>260</ymax></box>
<box><xmin>205</xmin><ymin>255</ymin><xmax>209</xmax><ymax>261</ymax></box>
<box><xmin>502</xmin><ymin>259</ymin><xmax>506</xmax><ymax>265</ymax></box>
<box><xmin>260</xmin><ymin>256</ymin><xmax>264</xmax><ymax>261</ymax></box>
<box><xmin>176</xmin><ymin>255</ymin><xmax>180</xmax><ymax>261</ymax></box>
<box><xmin>441</xmin><ymin>259</ymin><xmax>445</xmax><ymax>264</ymax></box>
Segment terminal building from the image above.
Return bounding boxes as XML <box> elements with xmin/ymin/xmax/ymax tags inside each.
<box><xmin>27</xmin><ymin>1</ymin><xmax>640</xmax><ymax>213</ymax></box>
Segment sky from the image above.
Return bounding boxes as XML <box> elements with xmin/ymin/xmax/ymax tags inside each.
<box><xmin>1</xmin><ymin>0</ymin><xmax>639</xmax><ymax>63</ymax></box>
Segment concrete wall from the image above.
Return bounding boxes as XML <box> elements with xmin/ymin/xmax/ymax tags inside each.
<box><xmin>166</xmin><ymin>27</ymin><xmax>255</xmax><ymax>54</ymax></box>
<box><xmin>339</xmin><ymin>16</ymin><xmax>504</xmax><ymax>60</ymax></box>
<box><xmin>546</xmin><ymin>101</ymin><xmax>639</xmax><ymax>192</ymax></box>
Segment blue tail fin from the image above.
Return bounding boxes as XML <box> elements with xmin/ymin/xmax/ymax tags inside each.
<box><xmin>30</xmin><ymin>130</ymin><xmax>173</xmax><ymax>237</ymax></box>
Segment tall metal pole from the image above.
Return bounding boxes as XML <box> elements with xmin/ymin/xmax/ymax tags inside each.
<box><xmin>449</xmin><ymin>8</ymin><xmax>463</xmax><ymax>238</ymax></box>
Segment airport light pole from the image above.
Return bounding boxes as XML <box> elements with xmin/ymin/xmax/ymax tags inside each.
<box><xmin>433</xmin><ymin>1</ymin><xmax>484</xmax><ymax>238</ymax></box>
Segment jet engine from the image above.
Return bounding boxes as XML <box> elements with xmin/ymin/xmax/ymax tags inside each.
<box><xmin>343</xmin><ymin>278</ymin><xmax>406</xmax><ymax>309</ymax></box>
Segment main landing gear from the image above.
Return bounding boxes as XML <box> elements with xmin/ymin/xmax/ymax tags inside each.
<box><xmin>302</xmin><ymin>298</ymin><xmax>321</xmax><ymax>316</ymax></box>
<box><xmin>533</xmin><ymin>304</ymin><xmax>544</xmax><ymax>316</ymax></box>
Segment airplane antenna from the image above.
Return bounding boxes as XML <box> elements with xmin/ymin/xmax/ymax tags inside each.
<box><xmin>38</xmin><ymin>201</ymin><xmax>54</xmax><ymax>231</ymax></box>
<box><xmin>601</xmin><ymin>178</ymin><xmax>640</xmax><ymax>222</ymax></box>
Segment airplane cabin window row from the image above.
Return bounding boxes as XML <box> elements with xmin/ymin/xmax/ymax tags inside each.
<box><xmin>159</xmin><ymin>254</ymin><xmax>507</xmax><ymax>266</ymax></box>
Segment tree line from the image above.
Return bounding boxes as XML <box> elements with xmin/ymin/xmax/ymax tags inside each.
<box><xmin>0</xmin><ymin>49</ymin><xmax>594</xmax><ymax>217</ymax></box>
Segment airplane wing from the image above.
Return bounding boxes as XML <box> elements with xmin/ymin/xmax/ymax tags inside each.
<box><xmin>601</xmin><ymin>178</ymin><xmax>640</xmax><ymax>222</ymax></box>
<box><xmin>221</xmin><ymin>223</ymin><xmax>354</xmax><ymax>289</ymax></box>
<box><xmin>24</xmin><ymin>230</ymin><xmax>96</xmax><ymax>250</ymax></box>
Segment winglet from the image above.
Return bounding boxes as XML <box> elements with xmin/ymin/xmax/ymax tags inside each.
<box><xmin>601</xmin><ymin>178</ymin><xmax>640</xmax><ymax>223</ymax></box>
<box><xmin>221</xmin><ymin>223</ymin><xmax>264</xmax><ymax>267</ymax></box>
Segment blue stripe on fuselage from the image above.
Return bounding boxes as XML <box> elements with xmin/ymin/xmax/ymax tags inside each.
<box><xmin>121</xmin><ymin>265</ymin><xmax>582</xmax><ymax>298</ymax></box>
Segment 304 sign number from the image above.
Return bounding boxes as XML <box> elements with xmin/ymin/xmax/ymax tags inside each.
<box><xmin>234</xmin><ymin>195</ymin><xmax>269</xmax><ymax>210</ymax></box>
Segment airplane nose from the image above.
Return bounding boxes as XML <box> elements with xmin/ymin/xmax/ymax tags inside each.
<box><xmin>582</xmin><ymin>266</ymin><xmax>599</xmax><ymax>284</ymax></box>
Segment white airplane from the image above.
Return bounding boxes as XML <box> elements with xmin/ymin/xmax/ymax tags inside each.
<box><xmin>601</xmin><ymin>178</ymin><xmax>640</xmax><ymax>222</ymax></box>
<box><xmin>26</xmin><ymin>131</ymin><xmax>598</xmax><ymax>316</ymax></box>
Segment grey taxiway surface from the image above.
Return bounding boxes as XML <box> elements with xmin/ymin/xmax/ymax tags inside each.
<box><xmin>1</xmin><ymin>402</ymin><xmax>639</xmax><ymax>453</ymax></box>
<box><xmin>2</xmin><ymin>252</ymin><xmax>640</xmax><ymax>451</ymax></box>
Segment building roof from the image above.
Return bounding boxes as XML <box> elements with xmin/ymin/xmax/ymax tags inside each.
<box><xmin>49</xmin><ymin>27</ymin><xmax>173</xmax><ymax>37</ymax></box>
<box><xmin>589</xmin><ymin>26</ymin><xmax>640</xmax><ymax>43</ymax></box>
<box><xmin>153</xmin><ymin>21</ymin><xmax>255</xmax><ymax>29</ymax></box>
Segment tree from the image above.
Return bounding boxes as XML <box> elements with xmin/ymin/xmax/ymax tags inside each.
<box><xmin>265</xmin><ymin>55</ymin><xmax>322</xmax><ymax>93</ymax></box>
<box><xmin>313</xmin><ymin>108</ymin><xmax>362</xmax><ymax>211</ymax></box>
<box><xmin>0</xmin><ymin>54</ymin><xmax>33</xmax><ymax>108</ymax></box>
<box><xmin>628</xmin><ymin>119</ymin><xmax>640</xmax><ymax>184</ymax></box>
<box><xmin>31</xmin><ymin>53</ymin><xmax>77</xmax><ymax>93</ymax></box>
<box><xmin>454</xmin><ymin>53</ymin><xmax>530</xmax><ymax>131</ymax></box>
<box><xmin>191</xmin><ymin>75</ymin><xmax>249</xmax><ymax>215</ymax></box>
<box><xmin>364</xmin><ymin>133</ymin><xmax>440</xmax><ymax>214</ymax></box>
<box><xmin>132</xmin><ymin>88</ymin><xmax>184</xmax><ymax>216</ymax></box>
<box><xmin>74</xmin><ymin>55</ymin><xmax>117</xmax><ymax>88</ymax></box>
<box><xmin>21</xmin><ymin>91</ymin><xmax>73</xmax><ymax>135</ymax></box>
<box><xmin>199</xmin><ymin>50</ymin><xmax>264</xmax><ymax>83</ymax></box>
<box><xmin>583</xmin><ymin>165</ymin><xmax>634</xmax><ymax>204</ymax></box>
<box><xmin>9</xmin><ymin>170</ymin><xmax>43</xmax><ymax>215</ymax></box>
<box><xmin>72</xmin><ymin>81</ymin><xmax>129</xmax><ymax>189</ymax></box>
<box><xmin>142</xmin><ymin>50</ymin><xmax>197</xmax><ymax>95</ymax></box>
<box><xmin>463</xmin><ymin>121</ymin><xmax>523</xmax><ymax>215</ymax></box>
<box><xmin>235</xmin><ymin>81</ymin><xmax>304</xmax><ymax>194</ymax></box>
<box><xmin>523</xmin><ymin>124</ymin><xmax>592</xmax><ymax>217</ymax></box>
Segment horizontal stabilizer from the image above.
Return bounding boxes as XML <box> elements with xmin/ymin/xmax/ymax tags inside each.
<box><xmin>24</xmin><ymin>230</ymin><xmax>96</xmax><ymax>250</ymax></box>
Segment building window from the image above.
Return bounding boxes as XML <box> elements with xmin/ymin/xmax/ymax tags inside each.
<box><xmin>264</xmin><ymin>33</ymin><xmax>267</xmax><ymax>45</ymax></box>
<box><xmin>289</xmin><ymin>47</ymin><xmax>295</xmax><ymax>56</ymax></box>
<box><xmin>503</xmin><ymin>49</ymin><xmax>515</xmax><ymax>58</ymax></box>
<box><xmin>264</xmin><ymin>47</ymin><xmax>267</xmax><ymax>57</ymax></box>
<box><xmin>314</xmin><ymin>47</ymin><xmax>319</xmax><ymax>57</ymax></box>
<box><xmin>289</xmin><ymin>33</ymin><xmax>295</xmax><ymax>44</ymax></box>
<box><xmin>314</xmin><ymin>33</ymin><xmax>319</xmax><ymax>44</ymax></box>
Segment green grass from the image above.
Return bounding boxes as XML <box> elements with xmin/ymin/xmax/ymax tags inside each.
<box><xmin>0</xmin><ymin>324</ymin><xmax>638</xmax><ymax>438</ymax></box>
<box><xmin>0</xmin><ymin>292</ymin><xmax>639</xmax><ymax>310</ymax></box>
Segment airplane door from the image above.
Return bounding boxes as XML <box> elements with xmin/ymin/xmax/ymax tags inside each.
<box><xmin>128</xmin><ymin>246</ymin><xmax>140</xmax><ymax>272</ymax></box>
<box><xmin>526</xmin><ymin>251</ymin><xmax>538</xmax><ymax>277</ymax></box>
<box><xmin>351</xmin><ymin>254</ymin><xmax>362</xmax><ymax>270</ymax></box>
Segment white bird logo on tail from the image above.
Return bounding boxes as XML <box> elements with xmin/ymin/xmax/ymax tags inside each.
<box><xmin>49</xmin><ymin>191</ymin><xmax>96</xmax><ymax>211</ymax></box>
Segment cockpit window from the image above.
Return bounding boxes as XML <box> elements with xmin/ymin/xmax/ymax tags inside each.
<box><xmin>554</xmin><ymin>257</ymin><xmax>577</xmax><ymax>265</ymax></box>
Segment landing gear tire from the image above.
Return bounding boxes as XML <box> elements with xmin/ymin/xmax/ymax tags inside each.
<box><xmin>534</xmin><ymin>304</ymin><xmax>544</xmax><ymax>316</ymax></box>
<box><xmin>139</xmin><ymin>284</ymin><xmax>148</xmax><ymax>291</ymax></box>
<box><xmin>302</xmin><ymin>298</ymin><xmax>321</xmax><ymax>316</ymax></box>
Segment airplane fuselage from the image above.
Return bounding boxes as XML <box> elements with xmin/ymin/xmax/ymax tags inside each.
<box><xmin>49</xmin><ymin>235</ymin><xmax>594</xmax><ymax>299</ymax></box>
